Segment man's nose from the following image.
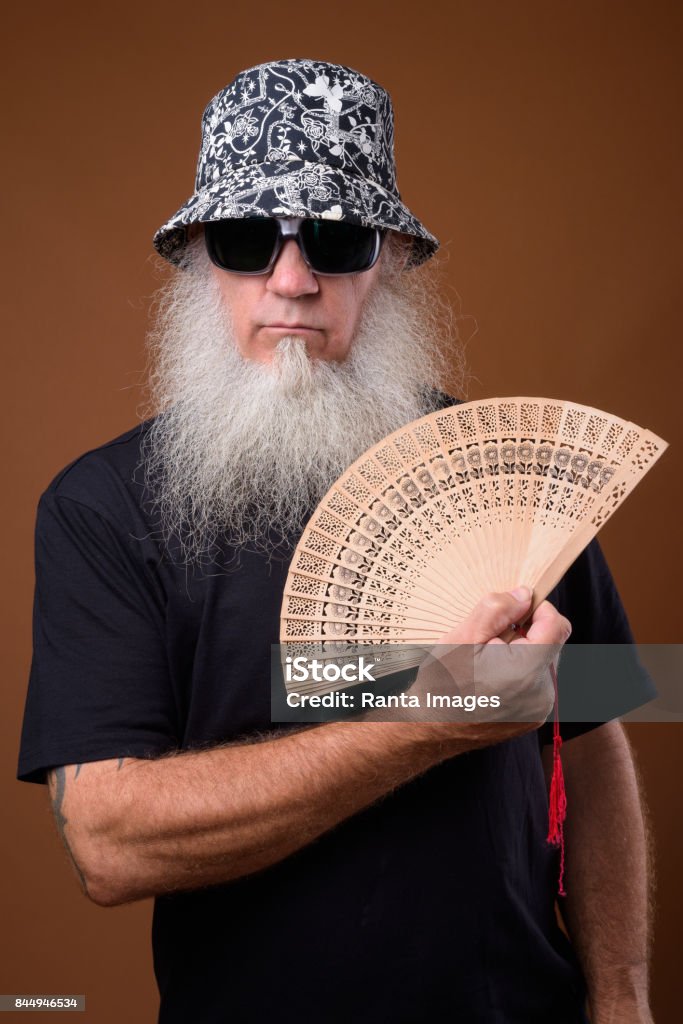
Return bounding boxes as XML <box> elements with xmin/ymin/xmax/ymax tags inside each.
<box><xmin>266</xmin><ymin>239</ymin><xmax>320</xmax><ymax>298</ymax></box>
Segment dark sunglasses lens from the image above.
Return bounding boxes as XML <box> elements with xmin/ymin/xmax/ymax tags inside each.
<box><xmin>301</xmin><ymin>220</ymin><xmax>379</xmax><ymax>274</ymax></box>
<box><xmin>206</xmin><ymin>219</ymin><xmax>279</xmax><ymax>273</ymax></box>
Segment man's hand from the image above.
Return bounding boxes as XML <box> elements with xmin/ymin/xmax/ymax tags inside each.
<box><xmin>391</xmin><ymin>587</ymin><xmax>572</xmax><ymax>748</ymax></box>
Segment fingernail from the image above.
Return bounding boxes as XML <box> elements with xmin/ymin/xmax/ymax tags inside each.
<box><xmin>509</xmin><ymin>586</ymin><xmax>531</xmax><ymax>603</ymax></box>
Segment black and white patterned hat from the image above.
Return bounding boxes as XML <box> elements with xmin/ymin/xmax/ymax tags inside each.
<box><xmin>153</xmin><ymin>58</ymin><xmax>439</xmax><ymax>268</ymax></box>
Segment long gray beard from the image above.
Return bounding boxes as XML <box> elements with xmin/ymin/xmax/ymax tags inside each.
<box><xmin>140</xmin><ymin>239</ymin><xmax>464</xmax><ymax>566</ymax></box>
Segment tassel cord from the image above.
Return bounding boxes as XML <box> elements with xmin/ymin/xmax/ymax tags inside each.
<box><xmin>514</xmin><ymin>625</ymin><xmax>567</xmax><ymax>896</ymax></box>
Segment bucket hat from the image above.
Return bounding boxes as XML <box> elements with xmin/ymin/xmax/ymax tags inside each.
<box><xmin>153</xmin><ymin>58</ymin><xmax>439</xmax><ymax>268</ymax></box>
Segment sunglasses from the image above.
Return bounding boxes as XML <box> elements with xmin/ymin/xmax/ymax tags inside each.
<box><xmin>204</xmin><ymin>217</ymin><xmax>384</xmax><ymax>276</ymax></box>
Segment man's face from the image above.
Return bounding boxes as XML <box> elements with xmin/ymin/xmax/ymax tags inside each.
<box><xmin>144</xmin><ymin>227</ymin><xmax>452</xmax><ymax>562</ymax></box>
<box><xmin>207</xmin><ymin>230</ymin><xmax>382</xmax><ymax>364</ymax></box>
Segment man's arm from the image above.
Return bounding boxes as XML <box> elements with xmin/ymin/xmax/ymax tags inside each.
<box><xmin>48</xmin><ymin>721</ymin><xmax>484</xmax><ymax>906</ymax></box>
<box><xmin>47</xmin><ymin>590</ymin><xmax>566</xmax><ymax>908</ymax></box>
<box><xmin>548</xmin><ymin>722</ymin><xmax>653</xmax><ymax>1024</ymax></box>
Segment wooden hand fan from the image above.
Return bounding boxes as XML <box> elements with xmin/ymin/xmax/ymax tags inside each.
<box><xmin>280</xmin><ymin>397</ymin><xmax>667</xmax><ymax>696</ymax></box>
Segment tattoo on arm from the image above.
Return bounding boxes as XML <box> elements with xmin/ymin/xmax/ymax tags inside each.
<box><xmin>48</xmin><ymin>766</ymin><xmax>87</xmax><ymax>894</ymax></box>
<box><xmin>50</xmin><ymin>766</ymin><xmax>68</xmax><ymax>835</ymax></box>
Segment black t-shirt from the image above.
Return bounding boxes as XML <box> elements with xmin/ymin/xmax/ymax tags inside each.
<box><xmin>18</xmin><ymin>419</ymin><xmax>654</xmax><ymax>1024</ymax></box>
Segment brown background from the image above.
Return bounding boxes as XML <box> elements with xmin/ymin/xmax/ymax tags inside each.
<box><xmin>3</xmin><ymin>1</ymin><xmax>682</xmax><ymax>1020</ymax></box>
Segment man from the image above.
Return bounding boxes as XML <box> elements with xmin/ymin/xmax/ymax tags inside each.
<box><xmin>18</xmin><ymin>59</ymin><xmax>654</xmax><ymax>1023</ymax></box>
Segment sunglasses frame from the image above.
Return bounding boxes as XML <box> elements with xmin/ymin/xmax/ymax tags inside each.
<box><xmin>204</xmin><ymin>216</ymin><xmax>384</xmax><ymax>277</ymax></box>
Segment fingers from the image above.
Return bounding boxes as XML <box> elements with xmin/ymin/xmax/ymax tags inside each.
<box><xmin>439</xmin><ymin>590</ymin><xmax>572</xmax><ymax>647</ymax></box>
<box><xmin>442</xmin><ymin>587</ymin><xmax>533</xmax><ymax>644</ymax></box>
<box><xmin>521</xmin><ymin>600</ymin><xmax>572</xmax><ymax>645</ymax></box>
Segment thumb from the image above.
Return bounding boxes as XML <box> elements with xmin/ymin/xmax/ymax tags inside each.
<box><xmin>445</xmin><ymin>587</ymin><xmax>533</xmax><ymax>644</ymax></box>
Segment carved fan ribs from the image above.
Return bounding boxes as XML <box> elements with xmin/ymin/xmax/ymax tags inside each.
<box><xmin>280</xmin><ymin>398</ymin><xmax>667</xmax><ymax>691</ymax></box>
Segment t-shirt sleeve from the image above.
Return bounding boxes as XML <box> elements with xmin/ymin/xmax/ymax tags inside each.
<box><xmin>538</xmin><ymin>538</ymin><xmax>657</xmax><ymax>745</ymax></box>
<box><xmin>18</xmin><ymin>490</ymin><xmax>179</xmax><ymax>783</ymax></box>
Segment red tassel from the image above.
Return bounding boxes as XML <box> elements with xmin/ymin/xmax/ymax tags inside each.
<box><xmin>546</xmin><ymin>660</ymin><xmax>567</xmax><ymax>897</ymax></box>
<box><xmin>514</xmin><ymin>624</ymin><xmax>567</xmax><ymax>896</ymax></box>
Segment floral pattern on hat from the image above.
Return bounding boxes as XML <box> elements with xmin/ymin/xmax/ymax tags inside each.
<box><xmin>153</xmin><ymin>58</ymin><xmax>439</xmax><ymax>267</ymax></box>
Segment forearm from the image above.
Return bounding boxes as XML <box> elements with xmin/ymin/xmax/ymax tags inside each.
<box><xmin>51</xmin><ymin>721</ymin><xmax>472</xmax><ymax>906</ymax></box>
<box><xmin>555</xmin><ymin>723</ymin><xmax>653</xmax><ymax>1023</ymax></box>
<box><xmin>49</xmin><ymin>591</ymin><xmax>564</xmax><ymax>908</ymax></box>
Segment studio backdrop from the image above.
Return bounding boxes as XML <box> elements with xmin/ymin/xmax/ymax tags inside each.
<box><xmin>3</xmin><ymin>2</ymin><xmax>681</xmax><ymax>1021</ymax></box>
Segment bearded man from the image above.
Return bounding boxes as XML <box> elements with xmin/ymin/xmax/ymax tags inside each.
<box><xmin>18</xmin><ymin>60</ymin><xmax>654</xmax><ymax>1024</ymax></box>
